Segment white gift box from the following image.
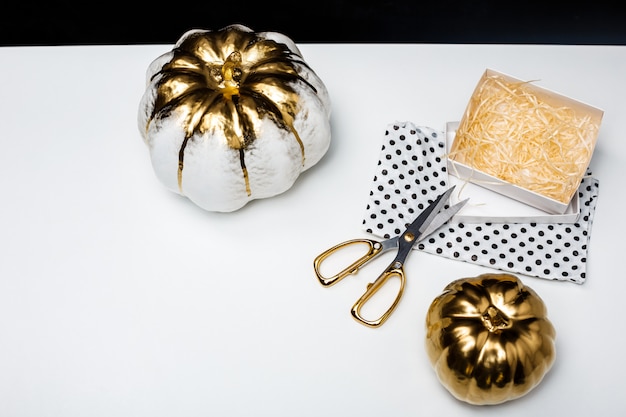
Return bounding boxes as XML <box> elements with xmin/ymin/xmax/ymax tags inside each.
<box><xmin>446</xmin><ymin>122</ymin><xmax>580</xmax><ymax>224</ymax></box>
<box><xmin>447</xmin><ymin>69</ymin><xmax>603</xmax><ymax>218</ymax></box>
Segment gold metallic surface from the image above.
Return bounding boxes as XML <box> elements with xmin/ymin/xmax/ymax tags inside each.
<box><xmin>313</xmin><ymin>239</ymin><xmax>384</xmax><ymax>287</ymax></box>
<box><xmin>350</xmin><ymin>261</ymin><xmax>405</xmax><ymax>328</ymax></box>
<box><xmin>145</xmin><ymin>25</ymin><xmax>317</xmax><ymax>195</ymax></box>
<box><xmin>313</xmin><ymin>238</ymin><xmax>405</xmax><ymax>327</ymax></box>
<box><xmin>425</xmin><ymin>273</ymin><xmax>556</xmax><ymax>405</ymax></box>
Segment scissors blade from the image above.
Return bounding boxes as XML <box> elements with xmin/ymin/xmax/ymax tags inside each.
<box><xmin>417</xmin><ymin>198</ymin><xmax>469</xmax><ymax>242</ymax></box>
<box><xmin>392</xmin><ymin>187</ymin><xmax>457</xmax><ymax>263</ymax></box>
<box><xmin>404</xmin><ymin>186</ymin><xmax>456</xmax><ymax>239</ymax></box>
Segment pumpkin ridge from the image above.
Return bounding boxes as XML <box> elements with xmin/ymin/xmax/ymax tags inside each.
<box><xmin>247</xmin><ymin>54</ymin><xmax>300</xmax><ymax>71</ymax></box>
<box><xmin>244</xmin><ymin>89</ymin><xmax>305</xmax><ymax>164</ymax></box>
<box><xmin>177</xmin><ymin>135</ymin><xmax>190</xmax><ymax>194</ymax></box>
<box><xmin>238</xmin><ymin>148</ymin><xmax>251</xmax><ymax>196</ymax></box>
<box><xmin>151</xmin><ymin>78</ymin><xmax>215</xmax><ymax>122</ymax></box>
<box><xmin>473</xmin><ymin>335</ymin><xmax>511</xmax><ymax>389</ymax></box>
<box><xmin>176</xmin><ymin>93</ymin><xmax>225</xmax><ymax>194</ymax></box>
<box><xmin>162</xmin><ymin>54</ymin><xmax>208</xmax><ymax>76</ymax></box>
<box><xmin>157</xmin><ymin>69</ymin><xmax>207</xmax><ymax>90</ymax></box>
<box><xmin>247</xmin><ymin>71</ymin><xmax>318</xmax><ymax>97</ymax></box>
<box><xmin>227</xmin><ymin>95</ymin><xmax>257</xmax><ymax>148</ymax></box>
<box><xmin>242</xmin><ymin>37</ymin><xmax>294</xmax><ymax>59</ymax></box>
<box><xmin>511</xmin><ymin>318</ymin><xmax>554</xmax><ymax>368</ymax></box>
<box><xmin>187</xmin><ymin>93</ymin><xmax>256</xmax><ymax>196</ymax></box>
<box><xmin>229</xmin><ymin>96</ymin><xmax>256</xmax><ymax>195</ymax></box>
<box><xmin>458</xmin><ymin>280</ymin><xmax>491</xmax><ymax>307</ymax></box>
<box><xmin>184</xmin><ymin>92</ymin><xmax>220</xmax><ymax>135</ymax></box>
<box><xmin>179</xmin><ymin>30</ymin><xmax>257</xmax><ymax>62</ymax></box>
<box><xmin>158</xmin><ymin>51</ymin><xmax>213</xmax><ymax>84</ymax></box>
<box><xmin>151</xmin><ymin>89</ymin><xmax>219</xmax><ymax>133</ymax></box>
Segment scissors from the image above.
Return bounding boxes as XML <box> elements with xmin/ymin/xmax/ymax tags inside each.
<box><xmin>313</xmin><ymin>186</ymin><xmax>467</xmax><ymax>327</ymax></box>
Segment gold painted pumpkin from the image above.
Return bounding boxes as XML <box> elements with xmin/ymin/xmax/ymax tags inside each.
<box><xmin>138</xmin><ymin>24</ymin><xmax>331</xmax><ymax>212</ymax></box>
<box><xmin>425</xmin><ymin>273</ymin><xmax>556</xmax><ymax>405</ymax></box>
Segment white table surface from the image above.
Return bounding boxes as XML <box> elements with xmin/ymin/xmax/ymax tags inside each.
<box><xmin>1</xmin><ymin>42</ymin><xmax>625</xmax><ymax>417</ymax></box>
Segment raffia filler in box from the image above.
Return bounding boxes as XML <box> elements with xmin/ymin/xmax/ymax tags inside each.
<box><xmin>448</xmin><ymin>69</ymin><xmax>603</xmax><ymax>214</ymax></box>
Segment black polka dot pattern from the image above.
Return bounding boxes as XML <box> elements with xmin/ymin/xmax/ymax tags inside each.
<box><xmin>362</xmin><ymin>121</ymin><xmax>599</xmax><ymax>284</ymax></box>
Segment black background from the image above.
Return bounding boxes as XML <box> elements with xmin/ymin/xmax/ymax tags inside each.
<box><xmin>1</xmin><ymin>1</ymin><xmax>625</xmax><ymax>46</ymax></box>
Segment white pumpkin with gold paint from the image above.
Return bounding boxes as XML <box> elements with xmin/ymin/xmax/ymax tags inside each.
<box><xmin>138</xmin><ymin>24</ymin><xmax>331</xmax><ymax>212</ymax></box>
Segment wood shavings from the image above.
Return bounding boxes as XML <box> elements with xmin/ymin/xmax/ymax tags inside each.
<box><xmin>450</xmin><ymin>72</ymin><xmax>600</xmax><ymax>204</ymax></box>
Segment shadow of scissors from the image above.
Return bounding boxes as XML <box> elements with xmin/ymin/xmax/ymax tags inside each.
<box><xmin>313</xmin><ymin>186</ymin><xmax>468</xmax><ymax>327</ymax></box>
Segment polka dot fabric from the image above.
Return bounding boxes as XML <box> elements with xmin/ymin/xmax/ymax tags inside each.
<box><xmin>362</xmin><ymin>121</ymin><xmax>599</xmax><ymax>284</ymax></box>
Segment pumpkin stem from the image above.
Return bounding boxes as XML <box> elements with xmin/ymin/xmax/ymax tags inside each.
<box><xmin>481</xmin><ymin>305</ymin><xmax>511</xmax><ymax>333</ymax></box>
<box><xmin>221</xmin><ymin>51</ymin><xmax>242</xmax><ymax>100</ymax></box>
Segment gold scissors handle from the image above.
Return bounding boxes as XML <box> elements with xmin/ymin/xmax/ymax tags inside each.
<box><xmin>314</xmin><ymin>237</ymin><xmax>404</xmax><ymax>327</ymax></box>
<box><xmin>314</xmin><ymin>187</ymin><xmax>467</xmax><ymax>328</ymax></box>
<box><xmin>313</xmin><ymin>238</ymin><xmax>389</xmax><ymax>287</ymax></box>
<box><xmin>351</xmin><ymin>260</ymin><xmax>406</xmax><ymax>327</ymax></box>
